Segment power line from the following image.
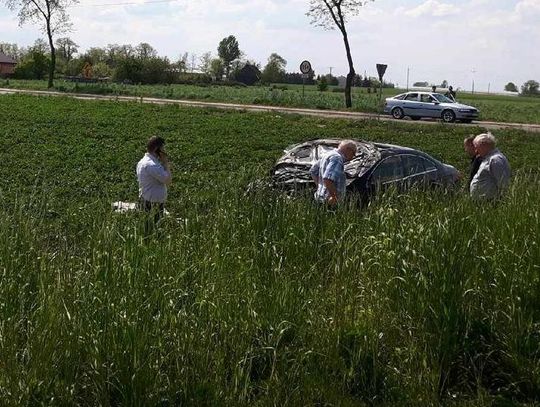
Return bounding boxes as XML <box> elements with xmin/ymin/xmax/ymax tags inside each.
<box><xmin>70</xmin><ymin>0</ymin><xmax>177</xmax><ymax>8</ymax></box>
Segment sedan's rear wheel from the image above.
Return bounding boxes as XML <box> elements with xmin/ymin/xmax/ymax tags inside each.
<box><xmin>391</xmin><ymin>107</ymin><xmax>404</xmax><ymax>119</ymax></box>
<box><xmin>441</xmin><ymin>110</ymin><xmax>456</xmax><ymax>123</ymax></box>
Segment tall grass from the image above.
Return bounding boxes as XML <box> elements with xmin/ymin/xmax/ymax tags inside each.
<box><xmin>0</xmin><ymin>172</ymin><xmax>538</xmax><ymax>405</ymax></box>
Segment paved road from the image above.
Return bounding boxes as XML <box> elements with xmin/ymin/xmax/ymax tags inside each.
<box><xmin>2</xmin><ymin>87</ymin><xmax>539</xmax><ymax>133</ymax></box>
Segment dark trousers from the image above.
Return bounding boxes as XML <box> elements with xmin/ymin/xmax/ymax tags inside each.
<box><xmin>140</xmin><ymin>200</ymin><xmax>165</xmax><ymax>235</ymax></box>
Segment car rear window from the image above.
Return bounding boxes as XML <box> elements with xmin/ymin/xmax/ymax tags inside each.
<box><xmin>405</xmin><ymin>93</ymin><xmax>418</xmax><ymax>101</ymax></box>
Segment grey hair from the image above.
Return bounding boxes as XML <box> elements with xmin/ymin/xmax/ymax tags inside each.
<box><xmin>338</xmin><ymin>140</ymin><xmax>357</xmax><ymax>152</ymax></box>
<box><xmin>473</xmin><ymin>132</ymin><xmax>496</xmax><ymax>147</ymax></box>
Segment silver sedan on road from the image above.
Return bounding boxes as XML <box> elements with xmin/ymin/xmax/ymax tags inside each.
<box><xmin>384</xmin><ymin>92</ymin><xmax>479</xmax><ymax>123</ymax></box>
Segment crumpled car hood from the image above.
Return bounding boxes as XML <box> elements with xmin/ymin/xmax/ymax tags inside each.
<box><xmin>272</xmin><ymin>139</ymin><xmax>381</xmax><ymax>187</ymax></box>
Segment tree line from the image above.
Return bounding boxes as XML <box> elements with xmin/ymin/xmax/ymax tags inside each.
<box><xmin>0</xmin><ymin>37</ymin><xmax>388</xmax><ymax>90</ymax></box>
<box><xmin>2</xmin><ymin>0</ymin><xmax>374</xmax><ymax>107</ymax></box>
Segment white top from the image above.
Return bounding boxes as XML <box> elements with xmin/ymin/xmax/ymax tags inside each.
<box><xmin>136</xmin><ymin>153</ymin><xmax>170</xmax><ymax>203</ymax></box>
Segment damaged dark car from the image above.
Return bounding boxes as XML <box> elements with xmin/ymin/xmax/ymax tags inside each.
<box><xmin>271</xmin><ymin>139</ymin><xmax>460</xmax><ymax>202</ymax></box>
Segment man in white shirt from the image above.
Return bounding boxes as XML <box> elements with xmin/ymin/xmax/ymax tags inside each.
<box><xmin>470</xmin><ymin>132</ymin><xmax>511</xmax><ymax>201</ymax></box>
<box><xmin>136</xmin><ymin>136</ymin><xmax>172</xmax><ymax>228</ymax></box>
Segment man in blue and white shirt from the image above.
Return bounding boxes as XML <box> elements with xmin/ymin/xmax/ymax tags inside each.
<box><xmin>470</xmin><ymin>132</ymin><xmax>511</xmax><ymax>201</ymax></box>
<box><xmin>136</xmin><ymin>136</ymin><xmax>172</xmax><ymax>224</ymax></box>
<box><xmin>310</xmin><ymin>140</ymin><xmax>357</xmax><ymax>205</ymax></box>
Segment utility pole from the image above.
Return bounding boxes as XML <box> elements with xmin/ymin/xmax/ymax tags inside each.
<box><xmin>406</xmin><ymin>66</ymin><xmax>410</xmax><ymax>91</ymax></box>
<box><xmin>328</xmin><ymin>66</ymin><xmax>334</xmax><ymax>76</ymax></box>
<box><xmin>471</xmin><ymin>68</ymin><xmax>476</xmax><ymax>94</ymax></box>
<box><xmin>488</xmin><ymin>83</ymin><xmax>490</xmax><ymax>94</ymax></box>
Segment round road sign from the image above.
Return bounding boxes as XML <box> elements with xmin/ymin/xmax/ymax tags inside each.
<box><xmin>300</xmin><ymin>60</ymin><xmax>312</xmax><ymax>74</ymax></box>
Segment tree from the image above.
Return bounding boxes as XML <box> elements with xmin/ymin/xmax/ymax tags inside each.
<box><xmin>261</xmin><ymin>53</ymin><xmax>287</xmax><ymax>83</ymax></box>
<box><xmin>209</xmin><ymin>58</ymin><xmax>224</xmax><ymax>80</ymax></box>
<box><xmin>83</xmin><ymin>47</ymin><xmax>107</xmax><ymax>65</ymax></box>
<box><xmin>198</xmin><ymin>52</ymin><xmax>212</xmax><ymax>74</ymax></box>
<box><xmin>307</xmin><ymin>0</ymin><xmax>373</xmax><ymax>108</ymax></box>
<box><xmin>4</xmin><ymin>0</ymin><xmax>78</xmax><ymax>88</ymax></box>
<box><xmin>13</xmin><ymin>49</ymin><xmax>49</xmax><ymax>79</ymax></box>
<box><xmin>55</xmin><ymin>37</ymin><xmax>77</xmax><ymax>62</ymax></box>
<box><xmin>521</xmin><ymin>80</ymin><xmax>539</xmax><ymax>96</ymax></box>
<box><xmin>317</xmin><ymin>75</ymin><xmax>328</xmax><ymax>91</ymax></box>
<box><xmin>413</xmin><ymin>81</ymin><xmax>428</xmax><ymax>87</ymax></box>
<box><xmin>440</xmin><ymin>79</ymin><xmax>448</xmax><ymax>88</ymax></box>
<box><xmin>504</xmin><ymin>82</ymin><xmax>518</xmax><ymax>92</ymax></box>
<box><xmin>0</xmin><ymin>42</ymin><xmax>22</xmax><ymax>60</ymax></box>
<box><xmin>353</xmin><ymin>73</ymin><xmax>362</xmax><ymax>87</ymax></box>
<box><xmin>135</xmin><ymin>42</ymin><xmax>157</xmax><ymax>60</ymax></box>
<box><xmin>217</xmin><ymin>35</ymin><xmax>241</xmax><ymax>79</ymax></box>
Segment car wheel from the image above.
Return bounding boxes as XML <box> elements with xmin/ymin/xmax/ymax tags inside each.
<box><xmin>441</xmin><ymin>110</ymin><xmax>456</xmax><ymax>123</ymax></box>
<box><xmin>461</xmin><ymin>119</ymin><xmax>472</xmax><ymax>124</ymax></box>
<box><xmin>410</xmin><ymin>116</ymin><xmax>421</xmax><ymax>121</ymax></box>
<box><xmin>391</xmin><ymin>107</ymin><xmax>404</xmax><ymax>119</ymax></box>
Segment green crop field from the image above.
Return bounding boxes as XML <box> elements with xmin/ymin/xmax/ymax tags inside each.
<box><xmin>4</xmin><ymin>79</ymin><xmax>540</xmax><ymax>125</ymax></box>
<box><xmin>1</xmin><ymin>94</ymin><xmax>539</xmax><ymax>405</ymax></box>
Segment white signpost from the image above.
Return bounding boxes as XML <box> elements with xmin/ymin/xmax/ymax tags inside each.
<box><xmin>300</xmin><ymin>60</ymin><xmax>312</xmax><ymax>98</ymax></box>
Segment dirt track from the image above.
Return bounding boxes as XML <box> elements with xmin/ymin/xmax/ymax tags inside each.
<box><xmin>2</xmin><ymin>87</ymin><xmax>539</xmax><ymax>133</ymax></box>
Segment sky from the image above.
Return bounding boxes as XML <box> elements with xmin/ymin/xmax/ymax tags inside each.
<box><xmin>1</xmin><ymin>0</ymin><xmax>539</xmax><ymax>92</ymax></box>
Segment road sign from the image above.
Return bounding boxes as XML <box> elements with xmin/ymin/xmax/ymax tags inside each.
<box><xmin>376</xmin><ymin>64</ymin><xmax>387</xmax><ymax>81</ymax></box>
<box><xmin>300</xmin><ymin>60</ymin><xmax>312</xmax><ymax>74</ymax></box>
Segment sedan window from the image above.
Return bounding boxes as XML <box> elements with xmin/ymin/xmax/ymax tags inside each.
<box><xmin>393</xmin><ymin>94</ymin><xmax>406</xmax><ymax>100</ymax></box>
<box><xmin>404</xmin><ymin>93</ymin><xmax>418</xmax><ymax>101</ymax></box>
<box><xmin>370</xmin><ymin>156</ymin><xmax>404</xmax><ymax>184</ymax></box>
<box><xmin>402</xmin><ymin>155</ymin><xmax>425</xmax><ymax>176</ymax></box>
<box><xmin>433</xmin><ymin>93</ymin><xmax>455</xmax><ymax>103</ymax></box>
<box><xmin>420</xmin><ymin>94</ymin><xmax>435</xmax><ymax>103</ymax></box>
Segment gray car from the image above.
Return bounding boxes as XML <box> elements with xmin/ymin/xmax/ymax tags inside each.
<box><xmin>384</xmin><ymin>92</ymin><xmax>479</xmax><ymax>123</ymax></box>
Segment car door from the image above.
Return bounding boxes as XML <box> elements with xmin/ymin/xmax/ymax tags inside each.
<box><xmin>368</xmin><ymin>155</ymin><xmax>405</xmax><ymax>195</ymax></box>
<box><xmin>401</xmin><ymin>154</ymin><xmax>439</xmax><ymax>188</ymax></box>
<box><xmin>402</xmin><ymin>93</ymin><xmax>420</xmax><ymax>116</ymax></box>
<box><xmin>418</xmin><ymin>94</ymin><xmax>439</xmax><ymax>118</ymax></box>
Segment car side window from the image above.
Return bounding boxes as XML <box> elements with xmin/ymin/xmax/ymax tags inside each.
<box><xmin>402</xmin><ymin>155</ymin><xmax>439</xmax><ymax>176</ymax></box>
<box><xmin>420</xmin><ymin>94</ymin><xmax>434</xmax><ymax>103</ymax></box>
<box><xmin>394</xmin><ymin>94</ymin><xmax>406</xmax><ymax>100</ymax></box>
<box><xmin>370</xmin><ymin>156</ymin><xmax>404</xmax><ymax>184</ymax></box>
<box><xmin>422</xmin><ymin>158</ymin><xmax>437</xmax><ymax>171</ymax></box>
<box><xmin>405</xmin><ymin>93</ymin><xmax>418</xmax><ymax>101</ymax></box>
<box><xmin>402</xmin><ymin>155</ymin><xmax>425</xmax><ymax>176</ymax></box>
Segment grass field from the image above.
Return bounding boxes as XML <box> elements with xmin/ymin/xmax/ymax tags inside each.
<box><xmin>3</xmin><ymin>79</ymin><xmax>540</xmax><ymax>125</ymax></box>
<box><xmin>1</xmin><ymin>94</ymin><xmax>539</xmax><ymax>405</ymax></box>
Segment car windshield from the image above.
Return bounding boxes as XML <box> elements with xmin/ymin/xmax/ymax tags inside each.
<box><xmin>433</xmin><ymin>94</ymin><xmax>455</xmax><ymax>103</ymax></box>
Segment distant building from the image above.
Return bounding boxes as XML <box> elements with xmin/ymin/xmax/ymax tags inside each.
<box><xmin>0</xmin><ymin>52</ymin><xmax>17</xmax><ymax>77</ymax></box>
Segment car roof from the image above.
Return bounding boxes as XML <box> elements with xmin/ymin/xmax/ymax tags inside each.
<box><xmin>283</xmin><ymin>138</ymin><xmax>435</xmax><ymax>159</ymax></box>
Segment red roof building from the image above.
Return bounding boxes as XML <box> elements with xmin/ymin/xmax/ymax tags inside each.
<box><xmin>0</xmin><ymin>52</ymin><xmax>17</xmax><ymax>76</ymax></box>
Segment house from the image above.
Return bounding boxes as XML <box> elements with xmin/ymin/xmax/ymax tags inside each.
<box><xmin>0</xmin><ymin>52</ymin><xmax>17</xmax><ymax>77</ymax></box>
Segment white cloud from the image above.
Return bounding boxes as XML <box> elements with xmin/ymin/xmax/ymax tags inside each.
<box><xmin>403</xmin><ymin>0</ymin><xmax>461</xmax><ymax>18</ymax></box>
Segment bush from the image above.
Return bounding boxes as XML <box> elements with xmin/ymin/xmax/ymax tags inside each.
<box><xmin>317</xmin><ymin>76</ymin><xmax>328</xmax><ymax>92</ymax></box>
<box><xmin>174</xmin><ymin>73</ymin><xmax>212</xmax><ymax>85</ymax></box>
